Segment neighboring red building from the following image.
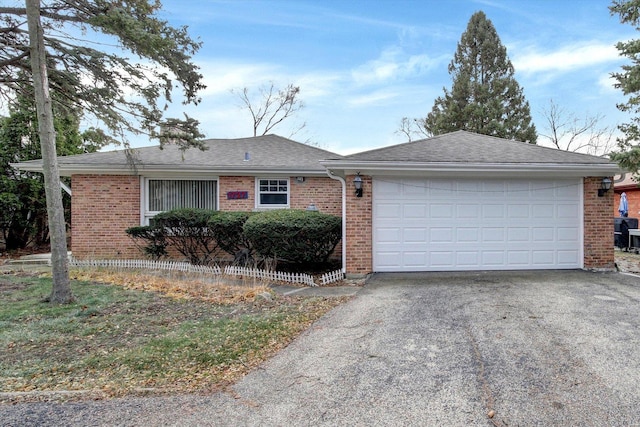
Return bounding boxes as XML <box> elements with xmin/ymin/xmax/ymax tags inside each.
<box><xmin>614</xmin><ymin>174</ymin><xmax>640</xmax><ymax>218</ymax></box>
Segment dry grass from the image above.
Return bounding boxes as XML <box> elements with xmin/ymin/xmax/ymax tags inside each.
<box><xmin>0</xmin><ymin>269</ymin><xmax>349</xmax><ymax>402</ymax></box>
<box><xmin>70</xmin><ymin>269</ymin><xmax>272</xmax><ymax>304</ymax></box>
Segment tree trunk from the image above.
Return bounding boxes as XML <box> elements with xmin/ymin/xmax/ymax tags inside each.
<box><xmin>25</xmin><ymin>0</ymin><xmax>72</xmax><ymax>303</ymax></box>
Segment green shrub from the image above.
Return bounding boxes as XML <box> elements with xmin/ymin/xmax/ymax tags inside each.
<box><xmin>243</xmin><ymin>209</ymin><xmax>341</xmax><ymax>264</ymax></box>
<box><xmin>152</xmin><ymin>208</ymin><xmax>219</xmax><ymax>265</ymax></box>
<box><xmin>207</xmin><ymin>211</ymin><xmax>254</xmax><ymax>258</ymax></box>
<box><xmin>125</xmin><ymin>226</ymin><xmax>168</xmax><ymax>260</ymax></box>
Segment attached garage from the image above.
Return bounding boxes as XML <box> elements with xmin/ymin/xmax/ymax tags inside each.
<box><xmin>373</xmin><ymin>177</ymin><xmax>582</xmax><ymax>271</ymax></box>
<box><xmin>321</xmin><ymin>131</ymin><xmax>620</xmax><ymax>275</ymax></box>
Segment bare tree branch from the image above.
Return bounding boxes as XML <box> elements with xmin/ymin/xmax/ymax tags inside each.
<box><xmin>233</xmin><ymin>82</ymin><xmax>305</xmax><ymax>137</ymax></box>
<box><xmin>539</xmin><ymin>99</ymin><xmax>615</xmax><ymax>156</ymax></box>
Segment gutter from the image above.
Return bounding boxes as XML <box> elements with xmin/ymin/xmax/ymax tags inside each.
<box><xmin>326</xmin><ymin>169</ymin><xmax>347</xmax><ymax>276</ymax></box>
<box><xmin>318</xmin><ymin>160</ymin><xmax>621</xmax><ymax>177</ymax></box>
<box><xmin>11</xmin><ymin>162</ymin><xmax>331</xmax><ymax>178</ymax></box>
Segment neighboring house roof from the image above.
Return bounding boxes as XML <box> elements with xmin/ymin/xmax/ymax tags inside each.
<box><xmin>321</xmin><ymin>130</ymin><xmax>620</xmax><ymax>177</ymax></box>
<box><xmin>614</xmin><ymin>173</ymin><xmax>639</xmax><ymax>192</ymax></box>
<box><xmin>13</xmin><ymin>134</ymin><xmax>342</xmax><ymax>176</ymax></box>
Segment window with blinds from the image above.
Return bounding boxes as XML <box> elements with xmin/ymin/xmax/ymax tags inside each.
<box><xmin>145</xmin><ymin>179</ymin><xmax>217</xmax><ymax>223</ymax></box>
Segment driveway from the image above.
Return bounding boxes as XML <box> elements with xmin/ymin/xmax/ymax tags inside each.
<box><xmin>2</xmin><ymin>270</ymin><xmax>640</xmax><ymax>426</ymax></box>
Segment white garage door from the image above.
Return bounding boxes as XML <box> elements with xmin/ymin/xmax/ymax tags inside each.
<box><xmin>373</xmin><ymin>177</ymin><xmax>582</xmax><ymax>271</ymax></box>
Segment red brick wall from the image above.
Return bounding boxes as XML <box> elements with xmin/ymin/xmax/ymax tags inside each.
<box><xmin>290</xmin><ymin>177</ymin><xmax>342</xmax><ymax>215</ymax></box>
<box><xmin>71</xmin><ymin>175</ymin><xmax>140</xmax><ymax>259</ymax></box>
<box><xmin>71</xmin><ymin>174</ymin><xmax>342</xmax><ymax>260</ymax></box>
<box><xmin>218</xmin><ymin>176</ymin><xmax>255</xmax><ymax>211</ymax></box>
<box><xmin>584</xmin><ymin>176</ymin><xmax>615</xmax><ymax>270</ymax></box>
<box><xmin>345</xmin><ymin>174</ymin><xmax>372</xmax><ymax>275</ymax></box>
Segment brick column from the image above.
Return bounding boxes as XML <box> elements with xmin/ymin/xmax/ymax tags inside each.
<box><xmin>583</xmin><ymin>176</ymin><xmax>615</xmax><ymax>270</ymax></box>
<box><xmin>345</xmin><ymin>174</ymin><xmax>372</xmax><ymax>276</ymax></box>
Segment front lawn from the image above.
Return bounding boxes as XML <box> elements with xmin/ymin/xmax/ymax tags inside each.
<box><xmin>0</xmin><ymin>270</ymin><xmax>347</xmax><ymax>402</ymax></box>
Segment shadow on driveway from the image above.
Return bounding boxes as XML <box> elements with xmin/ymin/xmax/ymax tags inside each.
<box><xmin>2</xmin><ymin>270</ymin><xmax>640</xmax><ymax>426</ymax></box>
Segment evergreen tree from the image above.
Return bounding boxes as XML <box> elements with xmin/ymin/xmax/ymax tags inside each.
<box><xmin>423</xmin><ymin>11</ymin><xmax>537</xmax><ymax>143</ymax></box>
<box><xmin>0</xmin><ymin>87</ymin><xmax>107</xmax><ymax>251</ymax></box>
<box><xmin>610</xmin><ymin>0</ymin><xmax>640</xmax><ymax>174</ymax></box>
<box><xmin>1</xmin><ymin>1</ymin><xmax>205</xmax><ymax>303</ymax></box>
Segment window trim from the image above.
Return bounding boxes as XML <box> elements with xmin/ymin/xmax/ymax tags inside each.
<box><xmin>141</xmin><ymin>177</ymin><xmax>219</xmax><ymax>225</ymax></box>
<box><xmin>255</xmin><ymin>177</ymin><xmax>290</xmax><ymax>209</ymax></box>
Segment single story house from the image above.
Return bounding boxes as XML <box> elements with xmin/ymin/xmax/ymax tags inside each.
<box><xmin>14</xmin><ymin>131</ymin><xmax>619</xmax><ymax>276</ymax></box>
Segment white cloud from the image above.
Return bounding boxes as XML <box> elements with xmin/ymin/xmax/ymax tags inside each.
<box><xmin>351</xmin><ymin>47</ymin><xmax>444</xmax><ymax>85</ymax></box>
<box><xmin>513</xmin><ymin>41</ymin><xmax>620</xmax><ymax>75</ymax></box>
<box><xmin>598</xmin><ymin>73</ymin><xmax>619</xmax><ymax>94</ymax></box>
<box><xmin>347</xmin><ymin>90</ymin><xmax>398</xmax><ymax>107</ymax></box>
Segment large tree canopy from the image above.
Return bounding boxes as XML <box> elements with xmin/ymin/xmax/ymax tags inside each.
<box><xmin>610</xmin><ymin>0</ymin><xmax>640</xmax><ymax>174</ymax></box>
<box><xmin>0</xmin><ymin>1</ymin><xmax>206</xmax><ymax>303</ymax></box>
<box><xmin>0</xmin><ymin>0</ymin><xmax>206</xmax><ymax>149</ymax></box>
<box><xmin>422</xmin><ymin>11</ymin><xmax>537</xmax><ymax>143</ymax></box>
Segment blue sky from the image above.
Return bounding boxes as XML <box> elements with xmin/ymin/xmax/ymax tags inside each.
<box><xmin>152</xmin><ymin>0</ymin><xmax>636</xmax><ymax>155</ymax></box>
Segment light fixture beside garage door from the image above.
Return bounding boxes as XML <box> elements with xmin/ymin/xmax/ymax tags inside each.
<box><xmin>598</xmin><ymin>177</ymin><xmax>612</xmax><ymax>197</ymax></box>
<box><xmin>354</xmin><ymin>173</ymin><xmax>363</xmax><ymax>197</ymax></box>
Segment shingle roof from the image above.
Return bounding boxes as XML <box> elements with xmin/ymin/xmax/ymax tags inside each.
<box><xmin>343</xmin><ymin>130</ymin><xmax>613</xmax><ymax>165</ymax></box>
<box><xmin>15</xmin><ymin>134</ymin><xmax>342</xmax><ymax>174</ymax></box>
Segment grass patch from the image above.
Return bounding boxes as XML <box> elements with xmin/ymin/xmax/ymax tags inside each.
<box><xmin>0</xmin><ymin>270</ymin><xmax>347</xmax><ymax>401</ymax></box>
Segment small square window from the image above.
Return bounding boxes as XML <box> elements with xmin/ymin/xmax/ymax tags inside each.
<box><xmin>257</xmin><ymin>178</ymin><xmax>289</xmax><ymax>208</ymax></box>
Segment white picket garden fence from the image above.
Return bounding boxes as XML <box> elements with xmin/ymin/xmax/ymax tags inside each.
<box><xmin>320</xmin><ymin>269</ymin><xmax>344</xmax><ymax>285</ymax></box>
<box><xmin>68</xmin><ymin>258</ymin><xmax>345</xmax><ymax>287</ymax></box>
<box><xmin>68</xmin><ymin>258</ymin><xmax>222</xmax><ymax>275</ymax></box>
<box><xmin>224</xmin><ymin>265</ymin><xmax>316</xmax><ymax>286</ymax></box>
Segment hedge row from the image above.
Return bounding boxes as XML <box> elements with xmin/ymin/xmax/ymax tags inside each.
<box><xmin>126</xmin><ymin>208</ymin><xmax>341</xmax><ymax>266</ymax></box>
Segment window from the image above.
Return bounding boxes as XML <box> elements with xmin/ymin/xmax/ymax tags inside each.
<box><xmin>256</xmin><ymin>178</ymin><xmax>289</xmax><ymax>208</ymax></box>
<box><xmin>144</xmin><ymin>179</ymin><xmax>217</xmax><ymax>224</ymax></box>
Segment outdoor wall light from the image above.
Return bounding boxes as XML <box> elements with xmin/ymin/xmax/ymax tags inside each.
<box><xmin>353</xmin><ymin>173</ymin><xmax>363</xmax><ymax>197</ymax></box>
<box><xmin>598</xmin><ymin>177</ymin><xmax>612</xmax><ymax>197</ymax></box>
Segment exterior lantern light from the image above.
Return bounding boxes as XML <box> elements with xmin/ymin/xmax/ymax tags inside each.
<box><xmin>598</xmin><ymin>177</ymin><xmax>612</xmax><ymax>197</ymax></box>
<box><xmin>353</xmin><ymin>173</ymin><xmax>363</xmax><ymax>197</ymax></box>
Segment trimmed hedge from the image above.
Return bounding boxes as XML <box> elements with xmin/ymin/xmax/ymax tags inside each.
<box><xmin>207</xmin><ymin>211</ymin><xmax>255</xmax><ymax>259</ymax></box>
<box><xmin>243</xmin><ymin>209</ymin><xmax>341</xmax><ymax>264</ymax></box>
<box><xmin>126</xmin><ymin>209</ymin><xmax>342</xmax><ymax>266</ymax></box>
<box><xmin>152</xmin><ymin>208</ymin><xmax>219</xmax><ymax>265</ymax></box>
<box><xmin>125</xmin><ymin>226</ymin><xmax>168</xmax><ymax>260</ymax></box>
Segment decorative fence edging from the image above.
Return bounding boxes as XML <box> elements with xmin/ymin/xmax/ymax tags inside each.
<box><xmin>224</xmin><ymin>265</ymin><xmax>316</xmax><ymax>286</ymax></box>
<box><xmin>68</xmin><ymin>258</ymin><xmax>222</xmax><ymax>275</ymax></box>
<box><xmin>68</xmin><ymin>258</ymin><xmax>345</xmax><ymax>287</ymax></box>
<box><xmin>320</xmin><ymin>269</ymin><xmax>345</xmax><ymax>286</ymax></box>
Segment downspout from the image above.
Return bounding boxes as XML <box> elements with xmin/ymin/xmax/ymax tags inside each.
<box><xmin>59</xmin><ymin>180</ymin><xmax>71</xmax><ymax>196</ymax></box>
<box><xmin>326</xmin><ymin>170</ymin><xmax>347</xmax><ymax>275</ymax></box>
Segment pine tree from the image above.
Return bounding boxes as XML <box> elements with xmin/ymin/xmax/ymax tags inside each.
<box><xmin>423</xmin><ymin>11</ymin><xmax>537</xmax><ymax>143</ymax></box>
<box><xmin>609</xmin><ymin>0</ymin><xmax>640</xmax><ymax>174</ymax></box>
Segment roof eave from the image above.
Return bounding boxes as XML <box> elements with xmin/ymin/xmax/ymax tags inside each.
<box><xmin>319</xmin><ymin>161</ymin><xmax>621</xmax><ymax>177</ymax></box>
<box><xmin>11</xmin><ymin>162</ymin><xmax>328</xmax><ymax>177</ymax></box>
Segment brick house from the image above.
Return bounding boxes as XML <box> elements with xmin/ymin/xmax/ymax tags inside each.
<box><xmin>14</xmin><ymin>131</ymin><xmax>619</xmax><ymax>275</ymax></box>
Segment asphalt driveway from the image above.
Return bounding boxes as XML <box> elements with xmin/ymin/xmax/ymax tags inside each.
<box><xmin>2</xmin><ymin>270</ymin><xmax>640</xmax><ymax>426</ymax></box>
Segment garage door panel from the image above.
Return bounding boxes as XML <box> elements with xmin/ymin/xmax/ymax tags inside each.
<box><xmin>557</xmin><ymin>203</ymin><xmax>579</xmax><ymax>218</ymax></box>
<box><xmin>456</xmin><ymin>228</ymin><xmax>480</xmax><ymax>242</ymax></box>
<box><xmin>457</xmin><ymin>251</ymin><xmax>480</xmax><ymax>266</ymax></box>
<box><xmin>558</xmin><ymin>250</ymin><xmax>579</xmax><ymax>263</ymax></box>
<box><xmin>532</xmin><ymin>227</ymin><xmax>554</xmax><ymax>241</ymax></box>
<box><xmin>482</xmin><ymin>204</ymin><xmax>505</xmax><ymax>218</ymax></box>
<box><xmin>404</xmin><ymin>204</ymin><xmax>427</xmax><ymax>218</ymax></box>
<box><xmin>373</xmin><ymin>177</ymin><xmax>582</xmax><ymax>271</ymax></box>
<box><xmin>507</xmin><ymin>227</ymin><xmax>529</xmax><ymax>241</ymax></box>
